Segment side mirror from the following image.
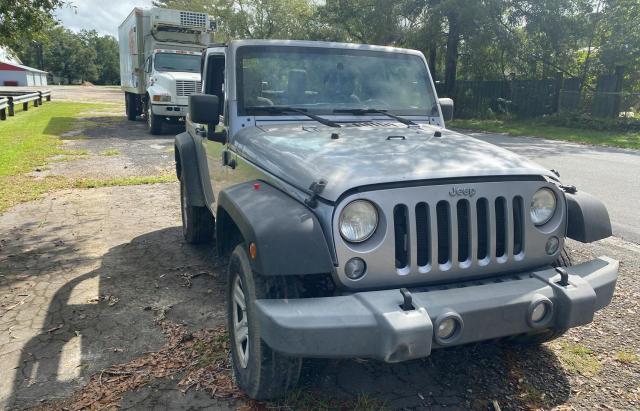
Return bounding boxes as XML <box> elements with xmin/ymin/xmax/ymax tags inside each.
<box><xmin>438</xmin><ymin>98</ymin><xmax>454</xmax><ymax>121</ymax></box>
<box><xmin>189</xmin><ymin>94</ymin><xmax>220</xmax><ymax>126</ymax></box>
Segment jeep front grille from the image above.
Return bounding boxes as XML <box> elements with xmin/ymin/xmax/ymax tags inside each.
<box><xmin>176</xmin><ymin>80</ymin><xmax>201</xmax><ymax>97</ymax></box>
<box><xmin>394</xmin><ymin>196</ymin><xmax>525</xmax><ymax>271</ymax></box>
<box><xmin>332</xmin><ymin>180</ymin><xmax>566</xmax><ymax>290</ymax></box>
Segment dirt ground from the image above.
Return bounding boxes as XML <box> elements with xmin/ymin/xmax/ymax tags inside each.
<box><xmin>0</xmin><ymin>86</ymin><xmax>639</xmax><ymax>410</ymax></box>
<box><xmin>46</xmin><ymin>85</ymin><xmax>125</xmax><ymax>105</ymax></box>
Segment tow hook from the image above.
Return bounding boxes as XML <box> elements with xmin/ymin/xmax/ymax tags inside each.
<box><xmin>400</xmin><ymin>288</ymin><xmax>414</xmax><ymax>311</ymax></box>
<box><xmin>555</xmin><ymin>267</ymin><xmax>570</xmax><ymax>286</ymax></box>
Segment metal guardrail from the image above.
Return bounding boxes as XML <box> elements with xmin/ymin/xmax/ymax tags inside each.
<box><xmin>0</xmin><ymin>97</ymin><xmax>8</xmax><ymax>121</ymax></box>
<box><xmin>0</xmin><ymin>89</ymin><xmax>52</xmax><ymax>120</ymax></box>
<box><xmin>39</xmin><ymin>89</ymin><xmax>52</xmax><ymax>104</ymax></box>
<box><xmin>7</xmin><ymin>92</ymin><xmax>40</xmax><ymax>116</ymax></box>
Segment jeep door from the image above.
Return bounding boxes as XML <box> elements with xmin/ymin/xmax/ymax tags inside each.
<box><xmin>193</xmin><ymin>47</ymin><xmax>226</xmax><ymax>210</ymax></box>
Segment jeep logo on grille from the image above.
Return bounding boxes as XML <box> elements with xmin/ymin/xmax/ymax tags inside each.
<box><xmin>449</xmin><ymin>186</ymin><xmax>476</xmax><ymax>197</ymax></box>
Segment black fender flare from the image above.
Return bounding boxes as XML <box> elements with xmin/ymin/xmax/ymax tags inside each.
<box><xmin>174</xmin><ymin>132</ymin><xmax>206</xmax><ymax>207</ymax></box>
<box><xmin>216</xmin><ymin>181</ymin><xmax>334</xmax><ymax>276</ymax></box>
<box><xmin>566</xmin><ymin>191</ymin><xmax>612</xmax><ymax>243</ymax></box>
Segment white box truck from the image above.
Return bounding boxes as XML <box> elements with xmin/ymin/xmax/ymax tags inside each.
<box><xmin>118</xmin><ymin>8</ymin><xmax>215</xmax><ymax>134</ymax></box>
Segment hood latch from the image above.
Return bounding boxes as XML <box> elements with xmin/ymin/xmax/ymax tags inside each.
<box><xmin>304</xmin><ymin>179</ymin><xmax>327</xmax><ymax>209</ymax></box>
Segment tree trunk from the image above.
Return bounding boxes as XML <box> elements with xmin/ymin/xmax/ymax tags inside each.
<box><xmin>444</xmin><ymin>12</ymin><xmax>460</xmax><ymax>95</ymax></box>
<box><xmin>428</xmin><ymin>45</ymin><xmax>437</xmax><ymax>82</ymax></box>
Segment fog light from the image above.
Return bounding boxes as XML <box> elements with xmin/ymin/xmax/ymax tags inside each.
<box><xmin>545</xmin><ymin>236</ymin><xmax>560</xmax><ymax>255</ymax></box>
<box><xmin>531</xmin><ymin>301</ymin><xmax>549</xmax><ymax>323</ymax></box>
<box><xmin>436</xmin><ymin>317</ymin><xmax>459</xmax><ymax>340</ymax></box>
<box><xmin>345</xmin><ymin>258</ymin><xmax>366</xmax><ymax>280</ymax></box>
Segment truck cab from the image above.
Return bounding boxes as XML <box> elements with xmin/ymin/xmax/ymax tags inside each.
<box><xmin>175</xmin><ymin>40</ymin><xmax>618</xmax><ymax>400</ymax></box>
<box><xmin>142</xmin><ymin>49</ymin><xmax>202</xmax><ymax>133</ymax></box>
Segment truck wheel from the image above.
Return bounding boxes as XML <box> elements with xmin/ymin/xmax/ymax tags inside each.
<box><xmin>227</xmin><ymin>245</ymin><xmax>302</xmax><ymax>399</ymax></box>
<box><xmin>180</xmin><ymin>176</ymin><xmax>214</xmax><ymax>243</ymax></box>
<box><xmin>146</xmin><ymin>102</ymin><xmax>163</xmax><ymax>135</ymax></box>
<box><xmin>125</xmin><ymin>93</ymin><xmax>137</xmax><ymax>121</ymax></box>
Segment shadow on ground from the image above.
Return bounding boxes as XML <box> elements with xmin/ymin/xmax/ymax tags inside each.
<box><xmin>6</xmin><ymin>227</ymin><xmax>225</xmax><ymax>409</ymax></box>
<box><xmin>45</xmin><ymin>116</ymin><xmax>184</xmax><ymax>141</ymax></box>
<box><xmin>5</xmin><ymin>226</ymin><xmax>571</xmax><ymax>410</ymax></box>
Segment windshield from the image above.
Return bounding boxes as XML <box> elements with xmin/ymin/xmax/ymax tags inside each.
<box><xmin>237</xmin><ymin>46</ymin><xmax>438</xmax><ymax>117</ymax></box>
<box><xmin>154</xmin><ymin>53</ymin><xmax>200</xmax><ymax>73</ymax></box>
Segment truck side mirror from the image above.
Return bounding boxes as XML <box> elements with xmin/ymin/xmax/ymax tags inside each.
<box><xmin>190</xmin><ymin>94</ymin><xmax>220</xmax><ymax>126</ymax></box>
<box><xmin>438</xmin><ymin>98</ymin><xmax>454</xmax><ymax>121</ymax></box>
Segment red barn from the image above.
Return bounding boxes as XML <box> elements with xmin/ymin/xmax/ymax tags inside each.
<box><xmin>0</xmin><ymin>61</ymin><xmax>48</xmax><ymax>87</ymax></box>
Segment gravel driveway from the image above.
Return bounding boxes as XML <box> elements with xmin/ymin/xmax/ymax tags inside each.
<box><xmin>0</xmin><ymin>87</ymin><xmax>638</xmax><ymax>410</ymax></box>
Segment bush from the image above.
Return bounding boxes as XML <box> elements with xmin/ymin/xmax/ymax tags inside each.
<box><xmin>545</xmin><ymin>113</ymin><xmax>640</xmax><ymax>132</ymax></box>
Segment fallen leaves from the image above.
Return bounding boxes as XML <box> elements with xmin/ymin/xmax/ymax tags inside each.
<box><xmin>86</xmin><ymin>294</ymin><xmax>119</xmax><ymax>306</ymax></box>
<box><xmin>46</xmin><ymin>321</ymin><xmax>244</xmax><ymax>410</ymax></box>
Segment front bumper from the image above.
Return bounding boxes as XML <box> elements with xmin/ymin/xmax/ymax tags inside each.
<box><xmin>151</xmin><ymin>103</ymin><xmax>187</xmax><ymax>117</ymax></box>
<box><xmin>256</xmin><ymin>257</ymin><xmax>618</xmax><ymax>363</ymax></box>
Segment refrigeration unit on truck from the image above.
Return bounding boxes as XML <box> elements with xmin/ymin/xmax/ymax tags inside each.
<box><xmin>118</xmin><ymin>7</ymin><xmax>215</xmax><ymax>134</ymax></box>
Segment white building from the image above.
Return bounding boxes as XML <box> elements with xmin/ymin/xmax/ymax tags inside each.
<box><xmin>0</xmin><ymin>47</ymin><xmax>48</xmax><ymax>87</ymax></box>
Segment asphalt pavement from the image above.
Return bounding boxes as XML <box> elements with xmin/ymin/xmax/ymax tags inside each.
<box><xmin>463</xmin><ymin>131</ymin><xmax>640</xmax><ymax>244</ymax></box>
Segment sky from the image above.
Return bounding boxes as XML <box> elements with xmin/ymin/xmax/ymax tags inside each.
<box><xmin>54</xmin><ymin>0</ymin><xmax>154</xmax><ymax>37</ymax></box>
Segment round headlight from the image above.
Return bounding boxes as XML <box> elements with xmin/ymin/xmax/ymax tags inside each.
<box><xmin>339</xmin><ymin>200</ymin><xmax>378</xmax><ymax>243</ymax></box>
<box><xmin>530</xmin><ymin>188</ymin><xmax>557</xmax><ymax>226</ymax></box>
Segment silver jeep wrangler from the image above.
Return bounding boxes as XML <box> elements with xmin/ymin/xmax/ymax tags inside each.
<box><xmin>175</xmin><ymin>40</ymin><xmax>618</xmax><ymax>399</ymax></box>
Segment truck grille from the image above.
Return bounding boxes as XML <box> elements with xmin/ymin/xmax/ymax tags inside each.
<box><xmin>176</xmin><ymin>80</ymin><xmax>201</xmax><ymax>97</ymax></box>
<box><xmin>179</xmin><ymin>11</ymin><xmax>208</xmax><ymax>29</ymax></box>
<box><xmin>332</xmin><ymin>180</ymin><xmax>565</xmax><ymax>289</ymax></box>
<box><xmin>393</xmin><ymin>196</ymin><xmax>525</xmax><ymax>271</ymax></box>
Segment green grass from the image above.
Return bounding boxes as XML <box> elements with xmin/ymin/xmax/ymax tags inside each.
<box><xmin>450</xmin><ymin>118</ymin><xmax>640</xmax><ymax>149</ymax></box>
<box><xmin>553</xmin><ymin>342</ymin><xmax>601</xmax><ymax>376</ymax></box>
<box><xmin>99</xmin><ymin>149</ymin><xmax>121</xmax><ymax>157</ymax></box>
<box><xmin>0</xmin><ymin>102</ymin><xmax>174</xmax><ymax>213</ymax></box>
<box><xmin>615</xmin><ymin>351</ymin><xmax>639</xmax><ymax>364</ymax></box>
<box><xmin>73</xmin><ymin>174</ymin><xmax>176</xmax><ymax>189</ymax></box>
<box><xmin>0</xmin><ymin>102</ymin><xmax>103</xmax><ymax>178</ymax></box>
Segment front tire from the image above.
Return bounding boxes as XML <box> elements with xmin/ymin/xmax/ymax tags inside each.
<box><xmin>227</xmin><ymin>245</ymin><xmax>302</xmax><ymax>399</ymax></box>
<box><xmin>180</xmin><ymin>176</ymin><xmax>214</xmax><ymax>244</ymax></box>
<box><xmin>125</xmin><ymin>93</ymin><xmax>138</xmax><ymax>121</ymax></box>
<box><xmin>146</xmin><ymin>100</ymin><xmax>163</xmax><ymax>135</ymax></box>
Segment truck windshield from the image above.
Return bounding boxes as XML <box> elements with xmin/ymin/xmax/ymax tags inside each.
<box><xmin>154</xmin><ymin>53</ymin><xmax>200</xmax><ymax>73</ymax></box>
<box><xmin>237</xmin><ymin>46</ymin><xmax>438</xmax><ymax>117</ymax></box>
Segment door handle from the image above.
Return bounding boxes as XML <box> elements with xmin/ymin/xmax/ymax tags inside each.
<box><xmin>195</xmin><ymin>126</ymin><xmax>207</xmax><ymax>137</ymax></box>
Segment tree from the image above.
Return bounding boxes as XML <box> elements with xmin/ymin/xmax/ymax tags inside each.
<box><xmin>81</xmin><ymin>30</ymin><xmax>120</xmax><ymax>85</ymax></box>
<box><xmin>154</xmin><ymin>0</ymin><xmax>640</xmax><ymax>93</ymax></box>
<box><xmin>0</xmin><ymin>1</ymin><xmax>68</xmax><ymax>50</ymax></box>
<box><xmin>14</xmin><ymin>26</ymin><xmax>121</xmax><ymax>85</ymax></box>
<box><xmin>595</xmin><ymin>0</ymin><xmax>640</xmax><ymax>91</ymax></box>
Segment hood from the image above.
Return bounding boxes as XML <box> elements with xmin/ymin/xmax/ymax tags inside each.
<box><xmin>233</xmin><ymin>122</ymin><xmax>554</xmax><ymax>202</ymax></box>
<box><xmin>155</xmin><ymin>71</ymin><xmax>201</xmax><ymax>82</ymax></box>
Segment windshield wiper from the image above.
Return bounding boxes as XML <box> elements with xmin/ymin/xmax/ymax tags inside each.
<box><xmin>246</xmin><ymin>105</ymin><xmax>341</xmax><ymax>128</ymax></box>
<box><xmin>333</xmin><ymin>108</ymin><xmax>417</xmax><ymax>126</ymax></box>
